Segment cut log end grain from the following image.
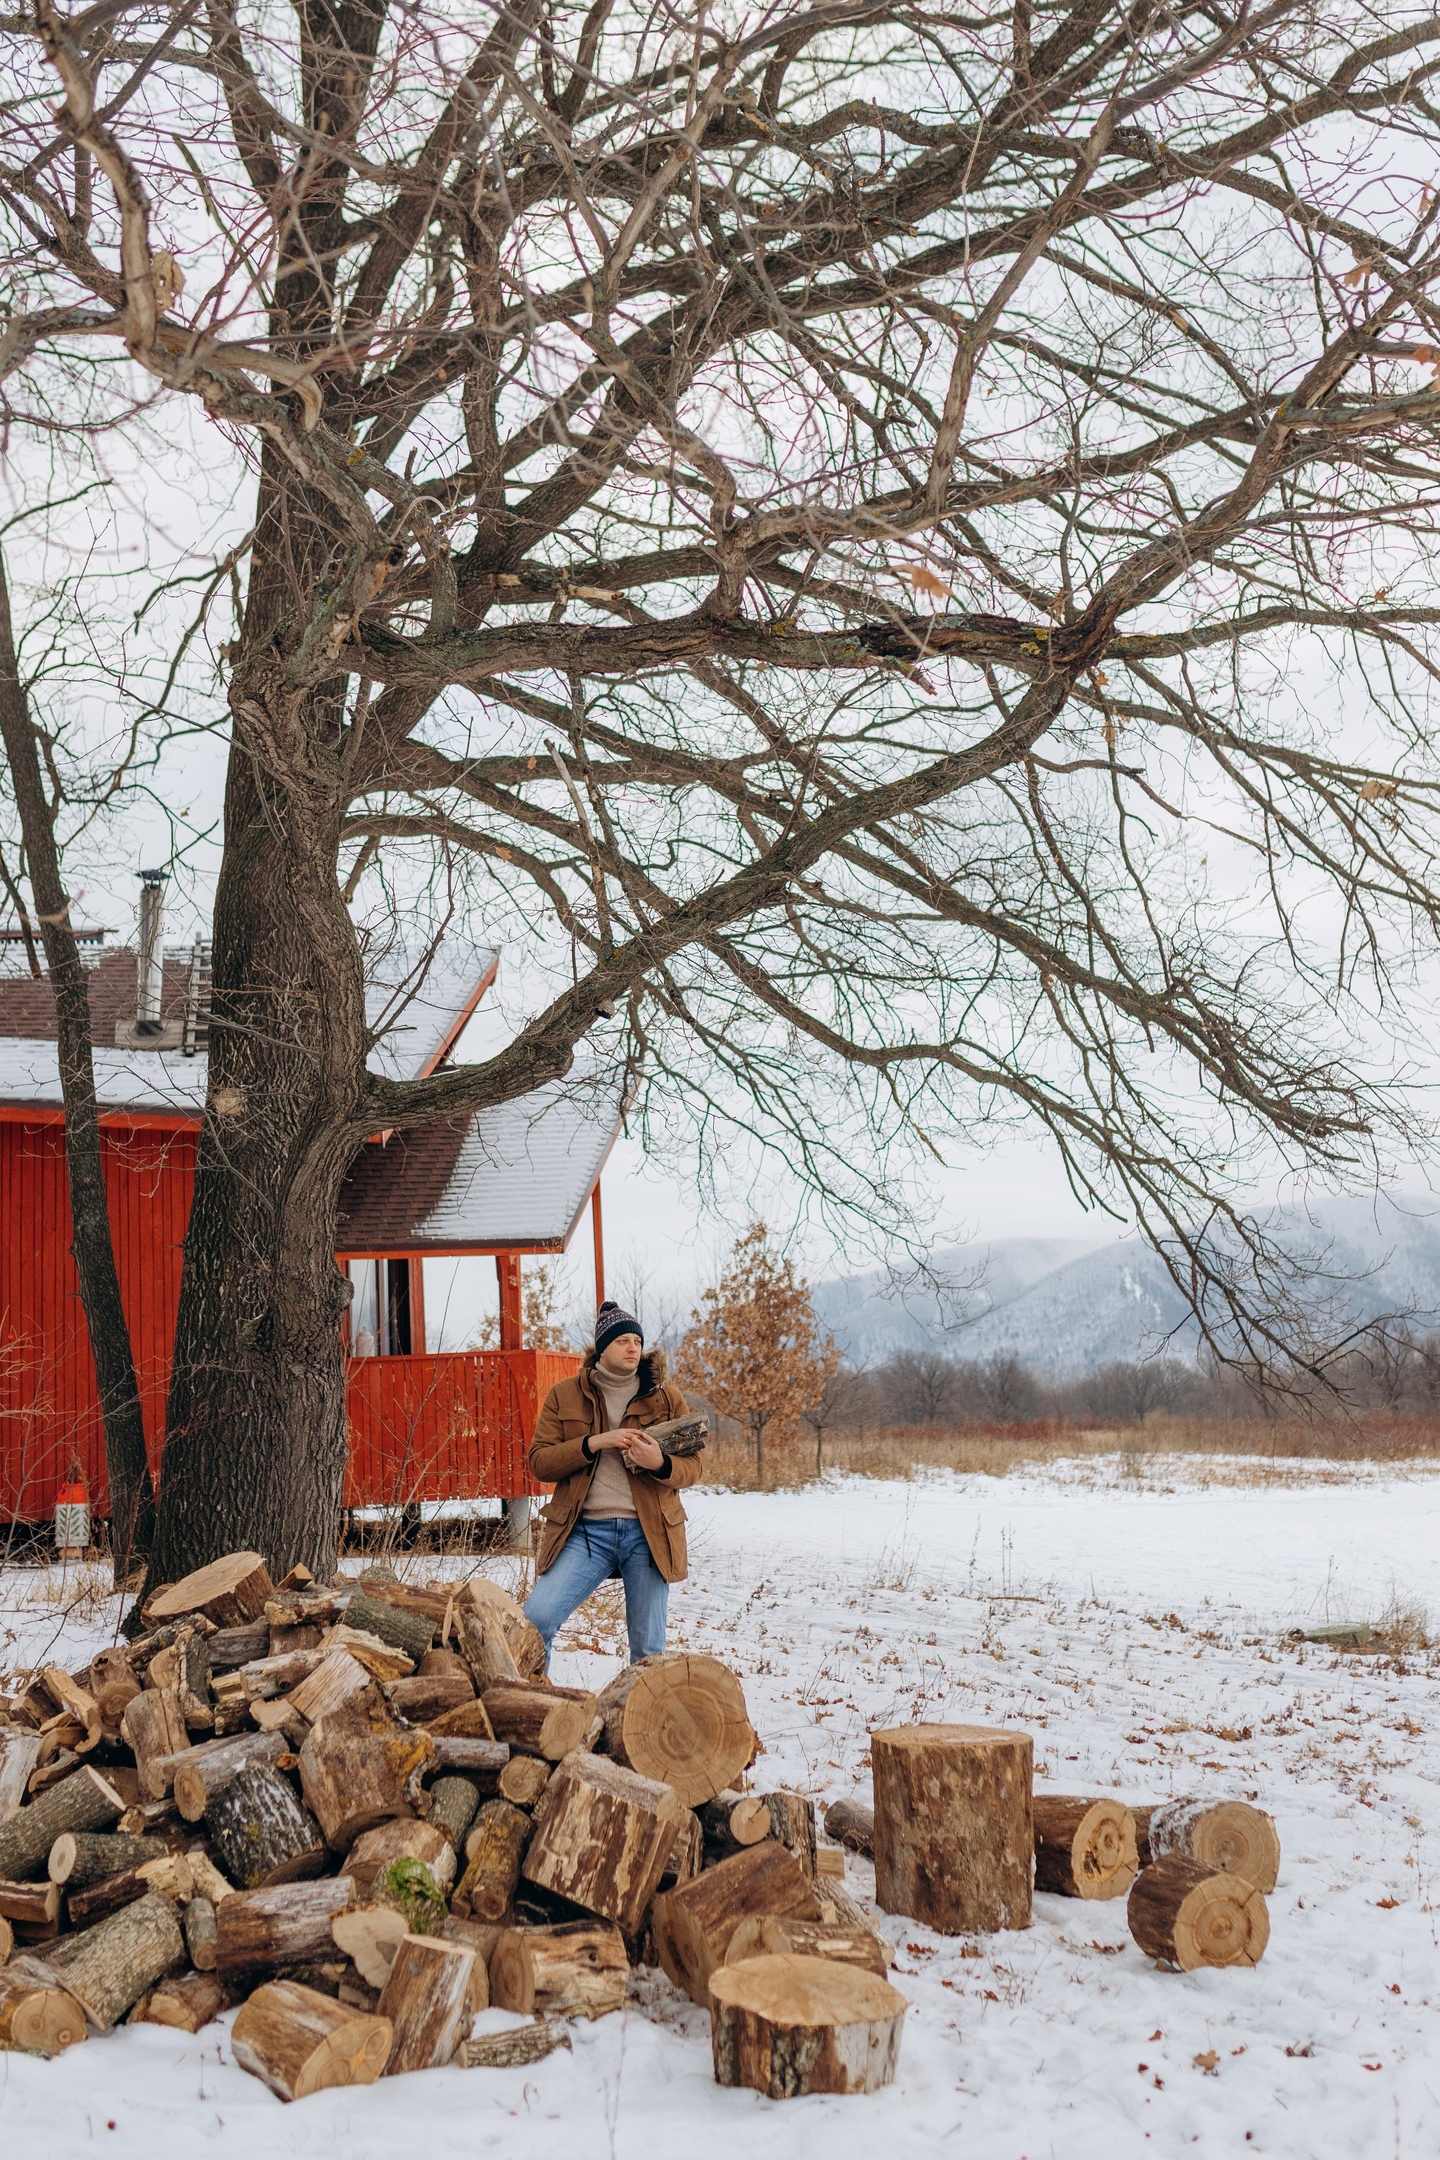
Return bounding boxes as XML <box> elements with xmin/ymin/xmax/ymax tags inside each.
<box><xmin>872</xmin><ymin>1723</ymin><xmax>1033</xmax><ymax>1937</ymax></box>
<box><xmin>597</xmin><ymin>1656</ymin><xmax>754</xmax><ymax>1809</ymax></box>
<box><xmin>822</xmin><ymin>1799</ymin><xmax>875</xmax><ymax>1858</ymax></box>
<box><xmin>131</xmin><ymin>1970</ymin><xmax>227</xmax><ymax>2033</ymax></box>
<box><xmin>490</xmin><ymin>1920</ymin><xmax>627</xmax><ymax>2020</ymax></box>
<box><xmin>1133</xmin><ymin>1799</ymin><xmax>1281</xmax><ymax>1896</ymax></box>
<box><xmin>148</xmin><ymin>1553</ymin><xmax>276</xmax><ymax>1631</ymax></box>
<box><xmin>0</xmin><ymin>1960</ymin><xmax>89</xmax><ymax>2054</ymax></box>
<box><xmin>231</xmin><ymin>1979</ymin><xmax>393</xmax><ymax>2100</ymax></box>
<box><xmin>376</xmin><ymin>1933</ymin><xmax>476</xmax><ymax>2074</ymax></box>
<box><xmin>1033</xmin><ymin>1796</ymin><xmax>1138</xmax><ymax>1902</ymax></box>
<box><xmin>1127</xmin><ymin>1855</ymin><xmax>1271</xmax><ymax>1972</ymax></box>
<box><xmin>497</xmin><ymin>1755</ymin><xmax>551</xmax><ymax>1808</ymax></box>
<box><xmin>725</xmin><ymin>1916</ymin><xmax>890</xmax><ymax>1976</ymax></box>
<box><xmin>331</xmin><ymin>1905</ymin><xmax>410</xmax><ymax>1991</ymax></box>
<box><xmin>709</xmin><ymin>1954</ymin><xmax>907</xmax><ymax>2098</ymax></box>
<box><xmin>699</xmin><ymin>1790</ymin><xmax>772</xmax><ymax>1853</ymax></box>
<box><xmin>653</xmin><ymin>1840</ymin><xmax>828</xmax><ymax>2006</ymax></box>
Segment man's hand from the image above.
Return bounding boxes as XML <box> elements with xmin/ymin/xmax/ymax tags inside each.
<box><xmin>588</xmin><ymin>1427</ymin><xmax>663</xmax><ymax>1471</ymax></box>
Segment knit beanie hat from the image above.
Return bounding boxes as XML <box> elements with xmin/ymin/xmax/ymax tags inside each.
<box><xmin>595</xmin><ymin>1299</ymin><xmax>643</xmax><ymax>1355</ymax></box>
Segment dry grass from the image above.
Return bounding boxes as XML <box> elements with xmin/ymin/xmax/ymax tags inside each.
<box><xmin>698</xmin><ymin>1414</ymin><xmax>1440</xmax><ymax>1491</ymax></box>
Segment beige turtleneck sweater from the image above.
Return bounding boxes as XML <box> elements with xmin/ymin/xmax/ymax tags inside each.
<box><xmin>583</xmin><ymin>1367</ymin><xmax>640</xmax><ymax>1517</ymax></box>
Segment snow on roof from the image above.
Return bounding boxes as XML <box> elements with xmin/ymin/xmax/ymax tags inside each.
<box><xmin>0</xmin><ymin>1038</ymin><xmax>209</xmax><ymax>1115</ymax></box>
<box><xmin>336</xmin><ymin>1075</ymin><xmax>625</xmax><ymax>1255</ymax></box>
<box><xmin>363</xmin><ymin>938</ymin><xmax>499</xmax><ymax>1082</ymax></box>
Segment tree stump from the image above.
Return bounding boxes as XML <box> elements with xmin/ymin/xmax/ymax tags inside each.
<box><xmin>454</xmin><ymin>1799</ymin><xmax>531</xmax><ymax>1921</ymax></box>
<box><xmin>0</xmin><ymin>1763</ymin><xmax>123</xmax><ymax>1881</ymax></box>
<box><xmin>183</xmin><ymin>1896</ymin><xmax>218</xmax><ymax>1971</ymax></box>
<box><xmin>872</xmin><ymin>1724</ymin><xmax>1033</xmax><ymax>1935</ymax></box>
<box><xmin>699</xmin><ymin>1790</ymin><xmax>772</xmax><ymax>1857</ymax></box>
<box><xmin>597</xmin><ymin>1655</ymin><xmax>754</xmax><ymax>1807</ymax></box>
<box><xmin>1132</xmin><ymin>1799</ymin><xmax>1281</xmax><ymax>1895</ymax></box>
<box><xmin>497</xmin><ymin>1756</ymin><xmax>551</xmax><ymax>1808</ymax></box>
<box><xmin>131</xmin><ymin>1970</ymin><xmax>227</xmax><ymax>2032</ymax></box>
<box><xmin>1033</xmin><ymin>1795</ymin><xmax>1138</xmax><ymax>1900</ymax></box>
<box><xmin>123</xmin><ymin>1690</ymin><xmax>191</xmax><ymax>1798</ymax></box>
<box><xmin>169</xmin><ymin>1729</ymin><xmax>291</xmax><ymax>1820</ymax></box>
<box><xmin>490</xmin><ymin>1919</ymin><xmax>628</xmax><ymax>2019</ymax></box>
<box><xmin>823</xmin><ymin>1798</ymin><xmax>875</xmax><ymax>1858</ymax></box>
<box><xmin>344</xmin><ymin>1591</ymin><xmax>434</xmax><ymax>1667</ymax></box>
<box><xmin>426</xmin><ymin>1776</ymin><xmax>480</xmax><ymax>1854</ymax></box>
<box><xmin>287</xmin><ymin>1650</ymin><xmax>376</xmax><ymax>1726</ymax></box>
<box><xmin>725</xmin><ymin>1915</ymin><xmax>890</xmax><ymax>1976</ymax></box>
<box><xmin>710</xmin><ymin>1954</ymin><xmax>907</xmax><ymax>2097</ymax></box>
<box><xmin>148</xmin><ymin>1553</ymin><xmax>275</xmax><ymax>1630</ymax></box>
<box><xmin>215</xmin><ymin>1876</ymin><xmax>357</xmax><ymax>1982</ymax></box>
<box><xmin>231</xmin><ymin>1979</ymin><xmax>393</xmax><ymax>2099</ymax></box>
<box><xmin>482</xmin><ymin>1681</ymin><xmax>597</xmax><ymax>1761</ymax></box>
<box><xmin>41</xmin><ymin>1889</ymin><xmax>185</xmax><ymax>2028</ymax></box>
<box><xmin>346</xmin><ymin>1816</ymin><xmax>456</xmax><ymax>1894</ymax></box>
<box><xmin>1127</xmin><ymin>1855</ymin><xmax>1270</xmax><ymax>1970</ymax></box>
<box><xmin>523</xmin><ymin>1751</ymin><xmax>683</xmax><ymax>1937</ymax></box>
<box><xmin>205</xmin><ymin>1761</ymin><xmax>327</xmax><ymax>1887</ymax></box>
<box><xmin>376</xmin><ymin>1933</ymin><xmax>475</xmax><ymax>2073</ymax></box>
<box><xmin>0</xmin><ymin>1958</ymin><xmax>88</xmax><ymax>2054</ymax></box>
<box><xmin>48</xmin><ymin>1831</ymin><xmax>166</xmax><ymax>1890</ymax></box>
<box><xmin>298</xmin><ymin>1713</ymin><xmax>435</xmax><ymax>1850</ymax></box>
<box><xmin>653</xmin><ymin>1841</ymin><xmax>827</xmax><ymax>2005</ymax></box>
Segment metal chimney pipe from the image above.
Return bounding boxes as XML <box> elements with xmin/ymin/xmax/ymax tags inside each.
<box><xmin>136</xmin><ymin>869</ymin><xmax>166</xmax><ymax>1024</ymax></box>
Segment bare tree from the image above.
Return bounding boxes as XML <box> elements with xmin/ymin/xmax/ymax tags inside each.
<box><xmin>4</xmin><ymin>0</ymin><xmax>1440</xmax><ymax>1576</ymax></box>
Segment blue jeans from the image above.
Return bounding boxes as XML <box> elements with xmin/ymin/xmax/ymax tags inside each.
<box><xmin>524</xmin><ymin>1516</ymin><xmax>669</xmax><ymax>1668</ymax></box>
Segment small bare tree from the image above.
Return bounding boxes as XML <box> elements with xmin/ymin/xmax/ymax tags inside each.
<box><xmin>679</xmin><ymin>1222</ymin><xmax>839</xmax><ymax>1483</ymax></box>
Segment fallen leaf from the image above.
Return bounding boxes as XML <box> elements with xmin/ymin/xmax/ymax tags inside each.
<box><xmin>1363</xmin><ymin>2062</ymin><xmax>1383</xmax><ymax>2072</ymax></box>
<box><xmin>1193</xmin><ymin>2050</ymin><xmax>1219</xmax><ymax>2076</ymax></box>
<box><xmin>1286</xmin><ymin>2042</ymin><xmax>1314</xmax><ymax>2058</ymax></box>
<box><xmin>1377</xmin><ymin>1897</ymin><xmax>1400</xmax><ymax>1909</ymax></box>
<box><xmin>1149</xmin><ymin>2030</ymin><xmax>1163</xmax><ymax>2042</ymax></box>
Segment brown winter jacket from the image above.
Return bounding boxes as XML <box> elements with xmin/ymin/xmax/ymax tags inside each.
<box><xmin>528</xmin><ymin>1346</ymin><xmax>702</xmax><ymax>1584</ymax></box>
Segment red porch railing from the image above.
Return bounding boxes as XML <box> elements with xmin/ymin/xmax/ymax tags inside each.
<box><xmin>343</xmin><ymin>1348</ymin><xmax>578</xmax><ymax>1510</ymax></box>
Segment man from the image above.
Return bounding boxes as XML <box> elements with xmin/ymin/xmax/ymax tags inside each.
<box><xmin>524</xmin><ymin>1299</ymin><xmax>702</xmax><ymax>1666</ymax></box>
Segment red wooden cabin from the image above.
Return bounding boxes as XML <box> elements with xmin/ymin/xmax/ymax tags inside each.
<box><xmin>0</xmin><ymin>932</ymin><xmax>619</xmax><ymax>1529</ymax></box>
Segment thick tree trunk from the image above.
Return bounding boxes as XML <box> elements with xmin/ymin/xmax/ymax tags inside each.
<box><xmin>871</xmin><ymin>1723</ymin><xmax>1033</xmax><ymax>1936</ymax></box>
<box><xmin>0</xmin><ymin>542</ymin><xmax>154</xmax><ymax>1580</ymax></box>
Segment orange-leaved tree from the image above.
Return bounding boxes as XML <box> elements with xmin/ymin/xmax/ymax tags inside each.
<box><xmin>679</xmin><ymin>1226</ymin><xmax>840</xmax><ymax>1486</ymax></box>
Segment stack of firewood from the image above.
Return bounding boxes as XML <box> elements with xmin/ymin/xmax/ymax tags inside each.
<box><xmin>0</xmin><ymin>1550</ymin><xmax>909</xmax><ymax>2100</ymax></box>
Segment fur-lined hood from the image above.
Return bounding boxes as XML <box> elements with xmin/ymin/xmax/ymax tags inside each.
<box><xmin>581</xmin><ymin>1343</ymin><xmax>669</xmax><ymax>1397</ymax></box>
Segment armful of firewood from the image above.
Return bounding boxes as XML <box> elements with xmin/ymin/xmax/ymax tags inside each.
<box><xmin>642</xmin><ymin>1413</ymin><xmax>708</xmax><ymax>1458</ymax></box>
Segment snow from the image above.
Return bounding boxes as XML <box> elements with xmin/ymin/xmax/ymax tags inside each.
<box><xmin>4</xmin><ymin>1460</ymin><xmax>1440</xmax><ymax>2160</ymax></box>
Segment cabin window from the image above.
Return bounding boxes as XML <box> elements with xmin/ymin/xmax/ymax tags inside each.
<box><xmin>348</xmin><ymin>1257</ymin><xmax>417</xmax><ymax>1355</ymax></box>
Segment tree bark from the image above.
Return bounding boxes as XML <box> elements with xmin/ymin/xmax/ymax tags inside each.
<box><xmin>596</xmin><ymin>1655</ymin><xmax>754</xmax><ymax>1807</ymax></box>
<box><xmin>297</xmin><ymin>1715</ymin><xmax>434</xmax><ymax>1851</ymax></box>
<box><xmin>131</xmin><ymin>1969</ymin><xmax>228</xmax><ymax>2032</ymax></box>
<box><xmin>169</xmin><ymin>1728</ymin><xmax>291</xmax><ymax>1819</ymax></box>
<box><xmin>1126</xmin><ymin>1854</ymin><xmax>1270</xmax><ymax>1971</ymax></box>
<box><xmin>183</xmin><ymin>1896</ymin><xmax>218</xmax><ymax>1971</ymax></box>
<box><xmin>426</xmin><ymin>1776</ymin><xmax>480</xmax><ymax>1853</ymax></box>
<box><xmin>215</xmin><ymin>1876</ymin><xmax>357</xmax><ymax>1982</ymax></box>
<box><xmin>343</xmin><ymin>1590</ymin><xmax>434</xmax><ymax>1665</ymax></box>
<box><xmin>872</xmin><ymin>1723</ymin><xmax>1033</xmax><ymax>1935</ymax></box>
<box><xmin>490</xmin><ymin>1919</ymin><xmax>627</xmax><ymax>2018</ymax></box>
<box><xmin>47</xmin><ymin>1831</ymin><xmax>166</xmax><ymax>1889</ymax></box>
<box><xmin>430</xmin><ymin>1735</ymin><xmax>508</xmax><ymax>1782</ymax></box>
<box><xmin>458</xmin><ymin>2020</ymin><xmax>569</xmax><ymax>2069</ymax></box>
<box><xmin>204</xmin><ymin>1762</ymin><xmax>328</xmax><ymax>1888</ymax></box>
<box><xmin>1131</xmin><ymin>1799</ymin><xmax>1280</xmax><ymax>1895</ymax></box>
<box><xmin>0</xmin><ymin>1879</ymin><xmax>62</xmax><ymax>1936</ymax></box>
<box><xmin>760</xmin><ymin>1792</ymin><xmax>817</xmax><ymax>1882</ymax></box>
<box><xmin>822</xmin><ymin>1799</ymin><xmax>874</xmax><ymax>1858</ymax></box>
<box><xmin>0</xmin><ymin>540</ymin><xmax>154</xmax><ymax>1581</ymax></box>
<box><xmin>464</xmin><ymin>1579</ymin><xmax>546</xmax><ymax>1679</ymax></box>
<box><xmin>0</xmin><ymin>1764</ymin><xmax>124</xmax><ymax>1880</ymax></box>
<box><xmin>482</xmin><ymin>1681</ymin><xmax>596</xmax><ymax>1760</ymax></box>
<box><xmin>376</xmin><ymin>1932</ymin><xmax>475</xmax><ymax>2072</ymax></box>
<box><xmin>231</xmin><ymin>1978</ymin><xmax>393</xmax><ymax>2099</ymax></box>
<box><xmin>456</xmin><ymin>1601</ymin><xmax>520</xmax><ymax>1690</ymax></box>
<box><xmin>1033</xmin><ymin>1796</ymin><xmax>1138</xmax><ymax>1901</ymax></box>
<box><xmin>453</xmin><ymin>1799</ymin><xmax>530</xmax><ymax>1922</ymax></box>
<box><xmin>41</xmin><ymin>1889</ymin><xmax>186</xmax><ymax>2027</ymax></box>
<box><xmin>522</xmin><ymin>1751</ymin><xmax>683</xmax><ymax>1937</ymax></box>
<box><xmin>386</xmin><ymin>1675</ymin><xmax>473</xmax><ymax>1722</ymax></box>
<box><xmin>709</xmin><ymin>1953</ymin><xmax>907</xmax><ymax>2097</ymax></box>
<box><xmin>652</xmin><ymin>1842</ymin><xmax>827</xmax><ymax>2005</ymax></box>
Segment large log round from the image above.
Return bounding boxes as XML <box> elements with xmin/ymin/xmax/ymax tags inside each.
<box><xmin>872</xmin><ymin>1723</ymin><xmax>1032</xmax><ymax>1935</ymax></box>
<box><xmin>1127</xmin><ymin>1855</ymin><xmax>1270</xmax><ymax>1971</ymax></box>
<box><xmin>231</xmin><ymin>1979</ymin><xmax>393</xmax><ymax>2099</ymax></box>
<box><xmin>709</xmin><ymin>1954</ymin><xmax>907</xmax><ymax>2097</ymax></box>
<box><xmin>1033</xmin><ymin>1795</ymin><xmax>1138</xmax><ymax>1901</ymax></box>
<box><xmin>596</xmin><ymin>1655</ymin><xmax>754</xmax><ymax>1808</ymax></box>
<box><xmin>1133</xmin><ymin>1799</ymin><xmax>1281</xmax><ymax>1895</ymax></box>
<box><xmin>147</xmin><ymin>1553</ymin><xmax>275</xmax><ymax>1630</ymax></box>
<box><xmin>0</xmin><ymin>1960</ymin><xmax>88</xmax><ymax>2055</ymax></box>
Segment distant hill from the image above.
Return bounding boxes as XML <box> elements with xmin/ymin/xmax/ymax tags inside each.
<box><xmin>811</xmin><ymin>1195</ymin><xmax>1440</xmax><ymax>1375</ymax></box>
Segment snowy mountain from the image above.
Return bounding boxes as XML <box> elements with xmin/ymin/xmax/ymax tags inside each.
<box><xmin>811</xmin><ymin>1195</ymin><xmax>1440</xmax><ymax>1375</ymax></box>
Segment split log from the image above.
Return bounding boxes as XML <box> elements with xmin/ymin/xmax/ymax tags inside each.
<box><xmin>523</xmin><ymin>1751</ymin><xmax>683</xmax><ymax>1937</ymax></box>
<box><xmin>660</xmin><ymin>1809</ymin><xmax>704</xmax><ymax>1890</ymax></box>
<box><xmin>427</xmin><ymin>1776</ymin><xmax>480</xmax><ymax>1853</ymax></box>
<box><xmin>653</xmin><ymin>1842</ymin><xmax>828</xmax><ymax>2005</ymax></box>
<box><xmin>0</xmin><ymin>1731</ymin><xmax>43</xmax><ymax>1819</ymax></box>
<box><xmin>288</xmin><ymin>1651</ymin><xmax>376</xmax><ymax>1727</ymax></box>
<box><xmin>41</xmin><ymin>1889</ymin><xmax>185</xmax><ymax>2027</ymax></box>
<box><xmin>321</xmin><ymin>1627</ymin><xmax>415</xmax><ymax>1682</ymax></box>
<box><xmin>0</xmin><ymin>1879</ymin><xmax>62</xmax><ymax>1934</ymax></box>
<box><xmin>122</xmin><ymin>1614</ymin><xmax>217</xmax><ymax>1679</ymax></box>
<box><xmin>483</xmin><ymin>1681</ymin><xmax>596</xmax><ymax>1762</ymax></box>
<box><xmin>456</xmin><ymin>1599</ymin><xmax>520</xmax><ymax>1691</ymax></box>
<box><xmin>331</xmin><ymin>1905</ymin><xmax>410</xmax><ymax>1989</ymax></box>
<box><xmin>1132</xmin><ymin>1799</ymin><xmax>1281</xmax><ymax>1896</ymax></box>
<box><xmin>458</xmin><ymin>2020</ymin><xmax>569</xmax><ymax>2069</ymax></box>
<box><xmin>426</xmin><ymin>1699</ymin><xmax>498</xmax><ymax>1742</ymax></box>
<box><xmin>131</xmin><ymin>1969</ymin><xmax>227</xmax><ymax>2032</ymax></box>
<box><xmin>699</xmin><ymin>1789</ymin><xmax>772</xmax><ymax>1856</ymax></box>
<box><xmin>497</xmin><ymin>1756</ymin><xmax>551</xmax><ymax>1808</ymax></box>
<box><xmin>206</xmin><ymin>1620</ymin><xmax>272</xmax><ymax>1671</ymax></box>
<box><xmin>146</xmin><ymin>1629</ymin><xmax>213</xmax><ymax>1728</ymax></box>
<box><xmin>376</xmin><ymin>1933</ymin><xmax>475</xmax><ymax>2074</ymax></box>
<box><xmin>0</xmin><ymin>1763</ymin><xmax>123</xmax><ymax>1880</ymax></box>
<box><xmin>1127</xmin><ymin>1855</ymin><xmax>1270</xmax><ymax>1971</ymax></box>
<box><xmin>419</xmin><ymin>1649</ymin><xmax>472</xmax><ymax>1682</ymax></box>
<box><xmin>122</xmin><ymin>1690</ymin><xmax>190</xmax><ymax>1798</ymax></box>
<box><xmin>205</xmin><ymin>1762</ymin><xmax>327</xmax><ymax>1888</ymax></box>
<box><xmin>95</xmin><ymin>1676</ymin><xmax>141</xmax><ymax>1737</ymax></box>
<box><xmin>725</xmin><ymin>1916</ymin><xmax>890</xmax><ymax>1976</ymax></box>
<box><xmin>872</xmin><ymin>1723</ymin><xmax>1033</xmax><ymax>1935</ymax></box>
<box><xmin>237</xmin><ymin>1649</ymin><xmax>324</xmax><ymax>1701</ymax></box>
<box><xmin>215</xmin><ymin>1876</ymin><xmax>357</xmax><ymax>1982</ymax></box>
<box><xmin>710</xmin><ymin>1953</ymin><xmax>907</xmax><ymax>2097</ymax></box>
<box><xmin>387</xmin><ymin>1675</ymin><xmax>474</xmax><ymax>1722</ymax></box>
<box><xmin>231</xmin><ymin>1979</ymin><xmax>393</xmax><ymax>2099</ymax></box>
<box><xmin>345</xmin><ymin>1817</ymin><xmax>456</xmax><ymax>1895</ymax></box>
<box><xmin>268</xmin><ymin>1621</ymin><xmax>324</xmax><ymax>1656</ymax></box>
<box><xmin>463</xmin><ymin>1578</ymin><xmax>547</xmax><ymax>1680</ymax></box>
<box><xmin>48</xmin><ymin>1831</ymin><xmax>166</xmax><ymax>1889</ymax></box>
<box><xmin>1033</xmin><ymin>1796</ymin><xmax>1138</xmax><ymax>1901</ymax></box>
<box><xmin>39</xmin><ymin>1667</ymin><xmax>101</xmax><ymax>1753</ymax></box>
<box><xmin>454</xmin><ymin>1800</ymin><xmax>530</xmax><ymax>1922</ymax></box>
<box><xmin>0</xmin><ymin>1957</ymin><xmax>88</xmax><ymax>2054</ymax></box>
<box><xmin>356</xmin><ymin>1578</ymin><xmax>451</xmax><ymax>1630</ymax></box>
<box><xmin>169</xmin><ymin>1728</ymin><xmax>291</xmax><ymax>1820</ymax></box>
<box><xmin>596</xmin><ymin>1655</ymin><xmax>754</xmax><ymax>1808</ymax></box>
<box><xmin>147</xmin><ymin>1552</ymin><xmax>275</xmax><ymax>1630</ymax></box>
<box><xmin>429</xmin><ymin>1735</ymin><xmax>509</xmax><ymax>1782</ymax></box>
<box><xmin>817</xmin><ymin>1848</ymin><xmax>845</xmax><ymax>1880</ymax></box>
<box><xmin>298</xmin><ymin>1715</ymin><xmax>435</xmax><ymax>1851</ymax></box>
<box><xmin>183</xmin><ymin>1896</ymin><xmax>218</xmax><ymax>1970</ymax></box>
<box><xmin>250</xmin><ymin>1701</ymin><xmax>310</xmax><ymax>1744</ymax></box>
<box><xmin>0</xmin><ymin>1915</ymin><xmax>10</xmax><ymax>1961</ymax></box>
<box><xmin>442</xmin><ymin>1916</ymin><xmax>494</xmax><ymax>2012</ymax></box>
<box><xmin>823</xmin><ymin>1798</ymin><xmax>875</xmax><ymax>1858</ymax></box>
<box><xmin>343</xmin><ymin>1591</ymin><xmax>434</xmax><ymax>1667</ymax></box>
<box><xmin>490</xmin><ymin>1919</ymin><xmax>627</xmax><ymax>2020</ymax></box>
<box><xmin>761</xmin><ymin>1793</ymin><xmax>817</xmax><ymax>1882</ymax></box>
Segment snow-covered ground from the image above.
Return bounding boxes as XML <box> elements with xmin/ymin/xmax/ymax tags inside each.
<box><xmin>3</xmin><ymin>1459</ymin><xmax>1439</xmax><ymax>2160</ymax></box>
